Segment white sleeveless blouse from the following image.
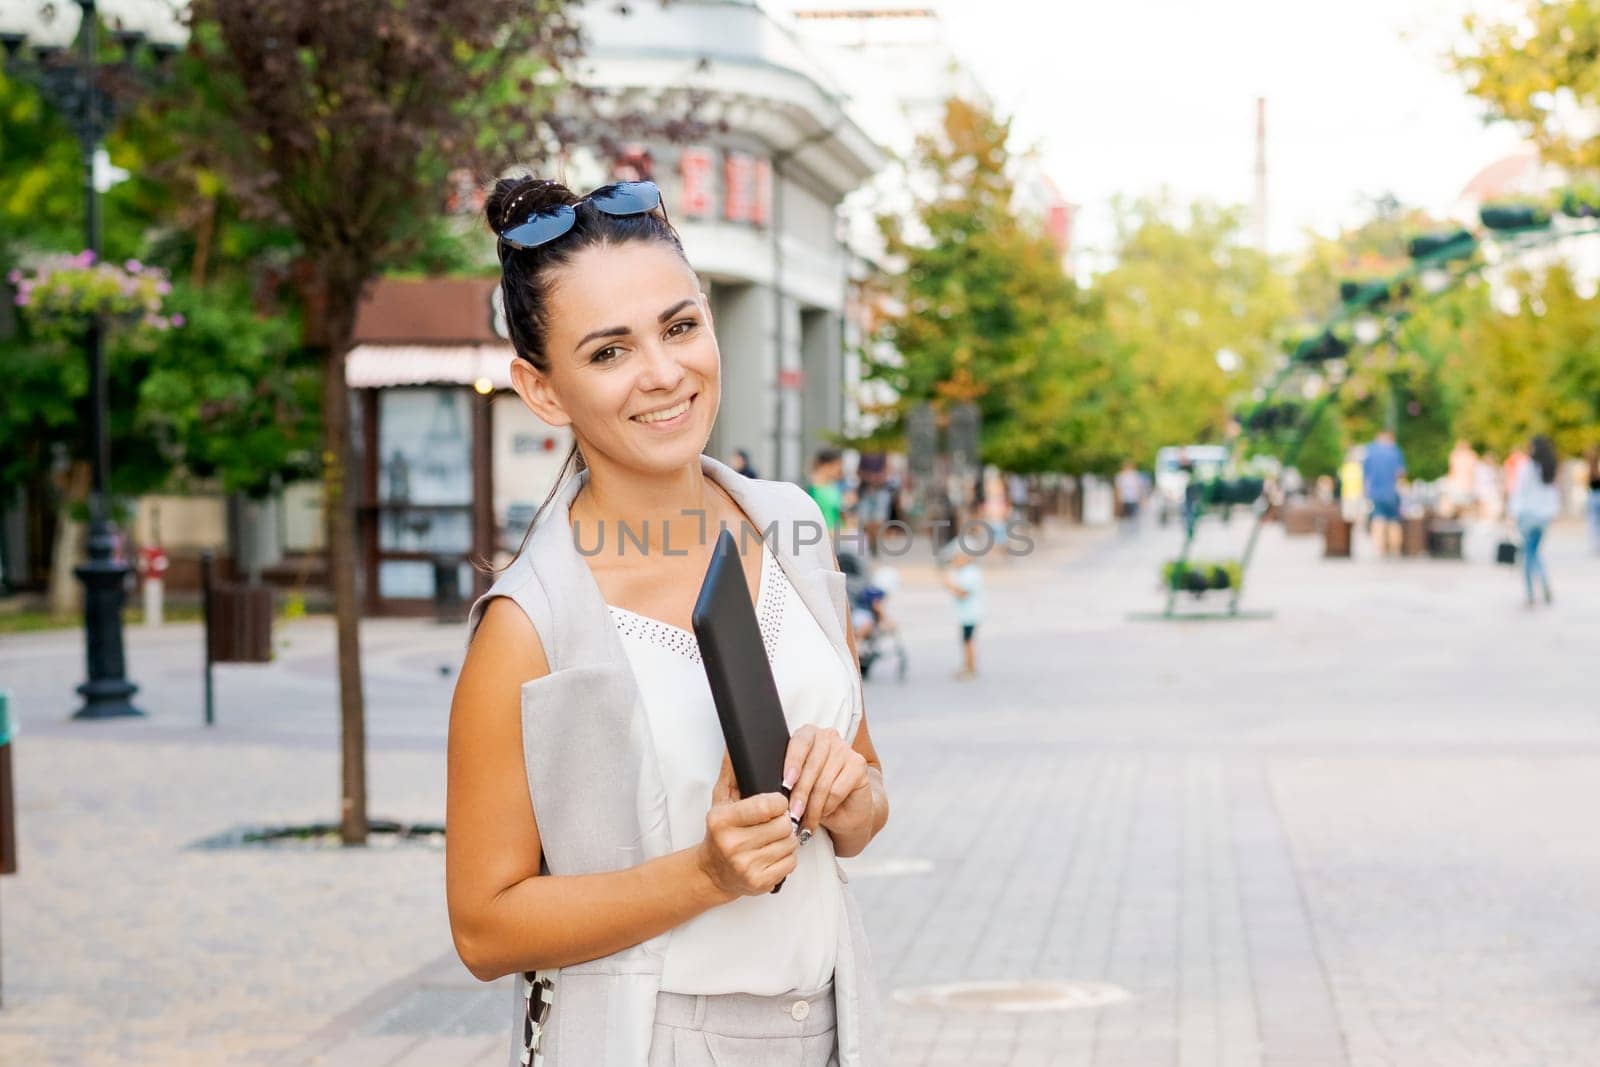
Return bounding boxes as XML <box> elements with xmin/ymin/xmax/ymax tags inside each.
<box><xmin>608</xmin><ymin>546</ymin><xmax>851</xmax><ymax>996</ymax></box>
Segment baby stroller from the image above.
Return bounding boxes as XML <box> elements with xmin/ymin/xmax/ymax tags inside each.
<box><xmin>837</xmin><ymin>550</ymin><xmax>908</xmax><ymax>682</ymax></box>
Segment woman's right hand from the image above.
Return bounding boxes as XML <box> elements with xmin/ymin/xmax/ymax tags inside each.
<box><xmin>696</xmin><ymin>756</ymin><xmax>798</xmax><ymax>902</ymax></box>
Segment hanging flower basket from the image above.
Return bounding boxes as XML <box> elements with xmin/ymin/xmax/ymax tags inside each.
<box><xmin>9</xmin><ymin>251</ymin><xmax>180</xmax><ymax>341</ymax></box>
<box><xmin>1406</xmin><ymin>229</ymin><xmax>1475</xmax><ymax>261</ymax></box>
<box><xmin>1291</xmin><ymin>330</ymin><xmax>1349</xmax><ymax>365</ymax></box>
<box><xmin>1202</xmin><ymin>477</ymin><xmax>1265</xmax><ymax>507</ymax></box>
<box><xmin>1478</xmin><ymin>200</ymin><xmax>1550</xmax><ymax>232</ymax></box>
<box><xmin>1558</xmin><ymin>185</ymin><xmax>1600</xmax><ymax>219</ymax></box>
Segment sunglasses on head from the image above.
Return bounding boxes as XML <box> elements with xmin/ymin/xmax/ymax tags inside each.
<box><xmin>496</xmin><ymin>180</ymin><xmax>666</xmax><ymax>252</ymax></box>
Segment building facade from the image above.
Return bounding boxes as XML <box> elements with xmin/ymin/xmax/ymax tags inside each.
<box><xmin>563</xmin><ymin>0</ymin><xmax>885</xmax><ymax>484</ymax></box>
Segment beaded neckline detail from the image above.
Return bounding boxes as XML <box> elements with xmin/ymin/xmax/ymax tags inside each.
<box><xmin>608</xmin><ymin>548</ymin><xmax>783</xmax><ymax>664</ymax></box>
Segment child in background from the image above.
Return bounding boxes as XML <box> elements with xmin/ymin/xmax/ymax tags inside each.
<box><xmin>941</xmin><ymin>543</ymin><xmax>985</xmax><ymax>681</ymax></box>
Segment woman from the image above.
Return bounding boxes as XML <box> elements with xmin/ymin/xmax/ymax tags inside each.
<box><xmin>1586</xmin><ymin>446</ymin><xmax>1600</xmax><ymax>554</ymax></box>
<box><xmin>447</xmin><ymin>177</ymin><xmax>889</xmax><ymax>1066</ymax></box>
<box><xmin>1508</xmin><ymin>434</ymin><xmax>1561</xmax><ymax>607</ymax></box>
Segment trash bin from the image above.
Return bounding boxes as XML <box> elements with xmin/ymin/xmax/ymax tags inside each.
<box><xmin>208</xmin><ymin>584</ymin><xmax>274</xmax><ymax>663</ymax></box>
<box><xmin>433</xmin><ymin>556</ymin><xmax>466</xmax><ymax>624</ymax></box>
<box><xmin>1324</xmin><ymin>517</ymin><xmax>1354</xmax><ymax>558</ymax></box>
<box><xmin>1401</xmin><ymin>516</ymin><xmax>1428</xmax><ymax>557</ymax></box>
<box><xmin>1427</xmin><ymin>522</ymin><xmax>1465</xmax><ymax>560</ymax></box>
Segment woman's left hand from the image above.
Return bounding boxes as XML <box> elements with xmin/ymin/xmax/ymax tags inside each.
<box><xmin>783</xmin><ymin>725</ymin><xmax>873</xmax><ymax>840</ymax></box>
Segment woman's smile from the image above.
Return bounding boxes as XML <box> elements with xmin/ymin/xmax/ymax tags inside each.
<box><xmin>631</xmin><ymin>391</ymin><xmax>699</xmax><ymax>431</ymax></box>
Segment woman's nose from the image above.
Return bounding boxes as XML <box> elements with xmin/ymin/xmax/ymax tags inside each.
<box><xmin>637</xmin><ymin>341</ymin><xmax>686</xmax><ymax>391</ymax></box>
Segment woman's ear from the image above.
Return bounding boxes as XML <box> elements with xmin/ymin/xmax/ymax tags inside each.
<box><xmin>509</xmin><ymin>360</ymin><xmax>572</xmax><ymax>427</ymax></box>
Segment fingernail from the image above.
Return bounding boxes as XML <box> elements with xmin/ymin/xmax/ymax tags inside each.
<box><xmin>798</xmin><ymin>829</ymin><xmax>813</xmax><ymax>846</ymax></box>
<box><xmin>783</xmin><ymin>768</ymin><xmax>796</xmax><ymax>789</ymax></box>
<box><xmin>790</xmin><ymin>798</ymin><xmax>805</xmax><ymax>821</ymax></box>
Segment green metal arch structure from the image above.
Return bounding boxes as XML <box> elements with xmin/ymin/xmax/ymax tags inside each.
<box><xmin>1148</xmin><ymin>197</ymin><xmax>1600</xmax><ymax>620</ymax></box>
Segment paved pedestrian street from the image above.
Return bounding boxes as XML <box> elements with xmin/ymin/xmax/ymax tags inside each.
<box><xmin>1</xmin><ymin>517</ymin><xmax>1597</xmax><ymax>1066</ymax></box>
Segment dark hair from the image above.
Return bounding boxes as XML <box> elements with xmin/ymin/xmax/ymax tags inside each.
<box><xmin>813</xmin><ymin>447</ymin><xmax>842</xmax><ymax>469</ymax></box>
<box><xmin>483</xmin><ymin>174</ymin><xmax>691</xmax><ymax>570</ymax></box>
<box><xmin>1530</xmin><ymin>435</ymin><xmax>1558</xmax><ymax>485</ymax></box>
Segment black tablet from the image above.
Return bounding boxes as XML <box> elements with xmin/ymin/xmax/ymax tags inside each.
<box><xmin>691</xmin><ymin>528</ymin><xmax>792</xmax><ymax>807</ymax></box>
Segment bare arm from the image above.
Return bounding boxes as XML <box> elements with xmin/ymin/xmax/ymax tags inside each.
<box><xmin>780</xmin><ymin>555</ymin><xmax>888</xmax><ymax>860</ymax></box>
<box><xmin>446</xmin><ymin>598</ymin><xmax>795</xmax><ymax>982</ymax></box>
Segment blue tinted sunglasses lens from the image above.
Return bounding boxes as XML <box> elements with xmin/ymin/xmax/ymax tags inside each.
<box><xmin>499</xmin><ymin>205</ymin><xmax>577</xmax><ymax>250</ymax></box>
<box><xmin>588</xmin><ymin>181</ymin><xmax>662</xmax><ymax>216</ymax></box>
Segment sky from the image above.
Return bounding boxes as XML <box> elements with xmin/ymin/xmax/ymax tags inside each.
<box><xmin>792</xmin><ymin>0</ymin><xmax>1531</xmax><ymax>265</ymax></box>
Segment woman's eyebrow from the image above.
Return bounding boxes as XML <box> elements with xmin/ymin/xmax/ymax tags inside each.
<box><xmin>657</xmin><ymin>298</ymin><xmax>696</xmax><ymax>323</ymax></box>
<box><xmin>574</xmin><ymin>324</ymin><xmax>629</xmax><ymax>352</ymax></box>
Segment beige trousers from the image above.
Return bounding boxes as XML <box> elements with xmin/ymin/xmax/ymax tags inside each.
<box><xmin>646</xmin><ymin>981</ymin><xmax>838</xmax><ymax>1067</ymax></box>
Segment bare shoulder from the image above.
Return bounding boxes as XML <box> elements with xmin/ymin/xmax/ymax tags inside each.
<box><xmin>457</xmin><ymin>596</ymin><xmax>549</xmax><ymax>700</ymax></box>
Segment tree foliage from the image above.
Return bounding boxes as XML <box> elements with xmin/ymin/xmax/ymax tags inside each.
<box><xmin>1454</xmin><ymin>1</ymin><xmax>1600</xmax><ymax>174</ymax></box>
<box><xmin>864</xmin><ymin>98</ymin><xmax>1131</xmax><ymax>474</ymax></box>
<box><xmin>1447</xmin><ymin>266</ymin><xmax>1600</xmax><ymax>459</ymax></box>
<box><xmin>1091</xmin><ymin>196</ymin><xmax>1294</xmax><ymax>463</ymax></box>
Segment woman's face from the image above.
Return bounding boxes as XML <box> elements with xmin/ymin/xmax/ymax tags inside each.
<box><xmin>512</xmin><ymin>240</ymin><xmax>720</xmax><ymax>476</ymax></box>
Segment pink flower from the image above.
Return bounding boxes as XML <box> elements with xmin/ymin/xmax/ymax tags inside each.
<box><xmin>6</xmin><ymin>270</ymin><xmax>20</xmax><ymax>285</ymax></box>
<box><xmin>155</xmin><ymin>280</ymin><xmax>172</xmax><ymax>296</ymax></box>
<box><xmin>14</xmin><ymin>293</ymin><xmax>29</xmax><ymax>307</ymax></box>
<box><xmin>170</xmin><ymin>313</ymin><xmax>185</xmax><ymax>327</ymax></box>
<box><xmin>124</xmin><ymin>259</ymin><xmax>143</xmax><ymax>273</ymax></box>
<box><xmin>73</xmin><ymin>250</ymin><xmax>97</xmax><ymax>267</ymax></box>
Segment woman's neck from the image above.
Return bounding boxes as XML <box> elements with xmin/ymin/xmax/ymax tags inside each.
<box><xmin>571</xmin><ymin>456</ymin><xmax>726</xmax><ymax>557</ymax></box>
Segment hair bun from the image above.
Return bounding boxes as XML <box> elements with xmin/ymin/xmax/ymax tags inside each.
<box><xmin>485</xmin><ymin>176</ymin><xmax>578</xmax><ymax>236</ymax></box>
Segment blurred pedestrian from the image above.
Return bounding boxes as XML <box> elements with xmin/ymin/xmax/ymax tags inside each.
<box><xmin>1363</xmin><ymin>431</ymin><xmax>1406</xmax><ymax>556</ymax></box>
<box><xmin>1338</xmin><ymin>447</ymin><xmax>1365</xmax><ymax>524</ymax></box>
<box><xmin>1586</xmin><ymin>446</ymin><xmax>1600</xmax><ymax>554</ymax></box>
<box><xmin>1114</xmin><ymin>460</ymin><xmax>1144</xmax><ymax>531</ymax></box>
<box><xmin>940</xmin><ymin>543</ymin><xmax>984</xmax><ymax>680</ymax></box>
<box><xmin>1509</xmin><ymin>434</ymin><xmax>1560</xmax><ymax>607</ymax></box>
<box><xmin>1475</xmin><ymin>452</ymin><xmax>1503</xmax><ymax>521</ymax></box>
<box><xmin>729</xmin><ymin>448</ymin><xmax>759</xmax><ymax>480</ymax></box>
<box><xmin>1446</xmin><ymin>439</ymin><xmax>1478</xmax><ymax>517</ymax></box>
<box><xmin>1503</xmin><ymin>446</ymin><xmax>1528</xmax><ymax>503</ymax></box>
<box><xmin>980</xmin><ymin>466</ymin><xmax>1010</xmax><ymax>547</ymax></box>
<box><xmin>855</xmin><ymin>451</ymin><xmax>893</xmax><ymax>556</ymax></box>
<box><xmin>806</xmin><ymin>448</ymin><xmax>845</xmax><ymax>537</ymax></box>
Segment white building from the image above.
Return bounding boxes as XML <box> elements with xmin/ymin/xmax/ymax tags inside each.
<box><xmin>564</xmin><ymin>0</ymin><xmax>886</xmax><ymax>484</ymax></box>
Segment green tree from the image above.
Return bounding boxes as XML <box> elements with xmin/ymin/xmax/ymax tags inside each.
<box><xmin>865</xmin><ymin>97</ymin><xmax>1130</xmax><ymax>474</ymax></box>
<box><xmin>183</xmin><ymin>0</ymin><xmax>591</xmax><ymax>844</ymax></box>
<box><xmin>1454</xmin><ymin>1</ymin><xmax>1600</xmax><ymax>174</ymax></box>
<box><xmin>1092</xmin><ymin>196</ymin><xmax>1294</xmax><ymax>464</ymax></box>
<box><xmin>1447</xmin><ymin>266</ymin><xmax>1600</xmax><ymax>458</ymax></box>
<box><xmin>1</xmin><ymin>51</ymin><xmax>314</xmax><ymax>602</ymax></box>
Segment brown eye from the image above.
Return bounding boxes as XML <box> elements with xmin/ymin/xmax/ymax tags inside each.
<box><xmin>592</xmin><ymin>345</ymin><xmax>622</xmax><ymax>364</ymax></box>
<box><xmin>666</xmin><ymin>319</ymin><xmax>698</xmax><ymax>338</ymax></box>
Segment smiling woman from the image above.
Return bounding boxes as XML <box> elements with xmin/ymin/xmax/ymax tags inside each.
<box><xmin>445</xmin><ymin>176</ymin><xmax>889</xmax><ymax>1066</ymax></box>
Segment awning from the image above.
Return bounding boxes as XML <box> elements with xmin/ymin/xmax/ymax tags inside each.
<box><xmin>345</xmin><ymin>343</ymin><xmax>517</xmax><ymax>390</ymax></box>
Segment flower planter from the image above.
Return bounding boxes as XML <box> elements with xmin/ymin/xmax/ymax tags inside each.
<box><xmin>1163</xmin><ymin>560</ymin><xmax>1242</xmax><ymax>597</ymax></box>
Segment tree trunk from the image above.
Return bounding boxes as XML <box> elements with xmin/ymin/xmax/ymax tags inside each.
<box><xmin>311</xmin><ymin>271</ymin><xmax>370</xmax><ymax>847</ymax></box>
<box><xmin>47</xmin><ymin>462</ymin><xmax>92</xmax><ymax>618</ymax></box>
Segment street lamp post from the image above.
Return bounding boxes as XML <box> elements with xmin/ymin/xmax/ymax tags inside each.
<box><xmin>2</xmin><ymin>1</ymin><xmax>180</xmax><ymax>719</ymax></box>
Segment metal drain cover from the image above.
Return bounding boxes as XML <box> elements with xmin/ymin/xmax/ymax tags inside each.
<box><xmin>893</xmin><ymin>980</ymin><xmax>1131</xmax><ymax>1014</ymax></box>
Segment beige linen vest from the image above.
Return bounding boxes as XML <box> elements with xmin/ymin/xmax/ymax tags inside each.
<box><xmin>466</xmin><ymin>454</ymin><xmax>886</xmax><ymax>1066</ymax></box>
